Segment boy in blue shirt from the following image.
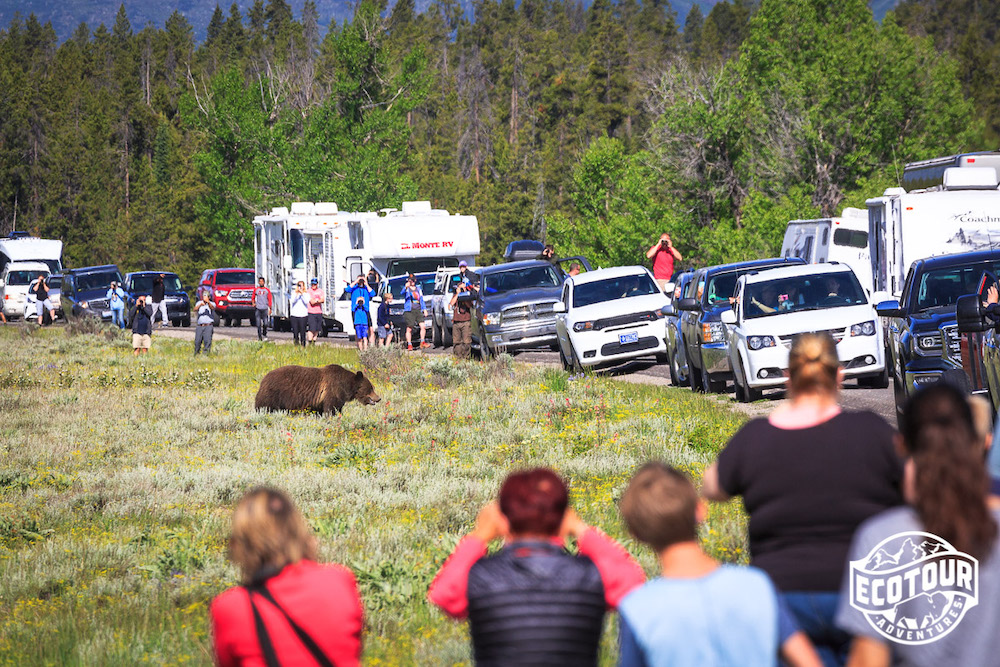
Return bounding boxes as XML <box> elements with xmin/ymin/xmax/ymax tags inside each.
<box><xmin>617</xmin><ymin>463</ymin><xmax>820</xmax><ymax>667</ymax></box>
<box><xmin>352</xmin><ymin>294</ymin><xmax>369</xmax><ymax>350</ymax></box>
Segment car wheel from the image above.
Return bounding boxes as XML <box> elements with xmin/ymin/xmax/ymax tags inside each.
<box><xmin>559</xmin><ymin>345</ymin><xmax>573</xmax><ymax>372</ymax></box>
<box><xmin>250</xmin><ymin>312</ymin><xmax>257</xmax><ymax>327</ymax></box>
<box><xmin>213</xmin><ymin>312</ymin><xmax>220</xmax><ymax>327</ymax></box>
<box><xmin>443</xmin><ymin>325</ymin><xmax>453</xmax><ymax>347</ymax></box>
<box><xmin>182</xmin><ymin>317</ymin><xmax>191</xmax><ymax>327</ymax></box>
<box><xmin>655</xmin><ymin>342</ymin><xmax>668</xmax><ymax>364</ymax></box>
<box><xmin>668</xmin><ymin>351</ymin><xmax>679</xmax><ymax>385</ymax></box>
<box><xmin>689</xmin><ymin>362</ymin><xmax>704</xmax><ymax>393</ymax></box>
<box><xmin>670</xmin><ymin>352</ymin><xmax>689</xmax><ymax>387</ymax></box>
<box><xmin>432</xmin><ymin>320</ymin><xmax>442</xmax><ymax>347</ymax></box>
<box><xmin>735</xmin><ymin>354</ymin><xmax>761</xmax><ymax>403</ymax></box>
<box><xmin>701</xmin><ymin>354</ymin><xmax>725</xmax><ymax>393</ymax></box>
<box><xmin>858</xmin><ymin>366</ymin><xmax>890</xmax><ymax>389</ymax></box>
<box><xmin>223</xmin><ymin>315</ymin><xmax>231</xmax><ymax>327</ymax></box>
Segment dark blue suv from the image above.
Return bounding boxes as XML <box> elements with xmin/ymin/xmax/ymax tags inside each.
<box><xmin>877</xmin><ymin>250</ymin><xmax>1000</xmax><ymax>417</ymax></box>
<box><xmin>124</xmin><ymin>271</ymin><xmax>191</xmax><ymax>327</ymax></box>
<box><xmin>60</xmin><ymin>265</ymin><xmax>125</xmax><ymax>321</ymax></box>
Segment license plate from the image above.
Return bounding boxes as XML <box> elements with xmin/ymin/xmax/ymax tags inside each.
<box><xmin>619</xmin><ymin>331</ymin><xmax>639</xmax><ymax>344</ymax></box>
<box><xmin>102</xmin><ymin>310</ymin><xmax>112</xmax><ymax>318</ymax></box>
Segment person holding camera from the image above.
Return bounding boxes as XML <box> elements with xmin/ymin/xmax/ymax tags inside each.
<box><xmin>344</xmin><ymin>275</ymin><xmax>375</xmax><ymax>351</ymax></box>
<box><xmin>130</xmin><ymin>295</ymin><xmax>154</xmax><ymax>355</ymax></box>
<box><xmin>151</xmin><ymin>273</ymin><xmax>168</xmax><ymax>327</ymax></box>
<box><xmin>30</xmin><ymin>274</ymin><xmax>56</xmax><ymax>326</ymax></box>
<box><xmin>194</xmin><ymin>291</ymin><xmax>216</xmax><ymax>354</ymax></box>
<box><xmin>106</xmin><ymin>281</ymin><xmax>127</xmax><ymax>328</ymax></box>
<box><xmin>646</xmin><ymin>233</ymin><xmax>683</xmax><ymax>293</ymax></box>
<box><xmin>306</xmin><ymin>278</ymin><xmax>325</xmax><ymax>344</ymax></box>
<box><xmin>403</xmin><ymin>276</ymin><xmax>429</xmax><ymax>351</ymax></box>
<box><xmin>289</xmin><ymin>281</ymin><xmax>309</xmax><ymax>347</ymax></box>
<box><xmin>253</xmin><ymin>277</ymin><xmax>273</xmax><ymax>342</ymax></box>
<box><xmin>450</xmin><ymin>268</ymin><xmax>478</xmax><ymax>359</ymax></box>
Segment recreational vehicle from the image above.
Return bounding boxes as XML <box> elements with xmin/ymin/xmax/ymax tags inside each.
<box><xmin>780</xmin><ymin>208</ymin><xmax>872</xmax><ymax>292</ymax></box>
<box><xmin>253</xmin><ymin>201</ymin><xmax>480</xmax><ymax>333</ymax></box>
<box><xmin>0</xmin><ymin>232</ymin><xmax>63</xmax><ymax>276</ymax></box>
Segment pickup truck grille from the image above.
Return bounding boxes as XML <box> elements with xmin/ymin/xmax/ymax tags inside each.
<box><xmin>228</xmin><ymin>289</ymin><xmax>253</xmax><ymax>301</ymax></box>
<box><xmin>593</xmin><ymin>311</ymin><xmax>658</xmax><ymax>331</ymax></box>
<box><xmin>779</xmin><ymin>327</ymin><xmax>845</xmax><ymax>347</ymax></box>
<box><xmin>502</xmin><ymin>301</ymin><xmax>557</xmax><ymax>324</ymax></box>
<box><xmin>88</xmin><ymin>298</ymin><xmax>110</xmax><ymax>309</ymax></box>
<box><xmin>942</xmin><ymin>324</ymin><xmax>961</xmax><ymax>359</ymax></box>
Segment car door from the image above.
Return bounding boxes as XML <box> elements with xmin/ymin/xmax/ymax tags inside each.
<box><xmin>555</xmin><ymin>282</ymin><xmax>572</xmax><ymax>356</ymax></box>
<box><xmin>683</xmin><ymin>271</ymin><xmax>706</xmax><ymax>369</ymax></box>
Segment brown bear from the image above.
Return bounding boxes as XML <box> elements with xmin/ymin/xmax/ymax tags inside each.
<box><xmin>255</xmin><ymin>364</ymin><xmax>381</xmax><ymax>414</ymax></box>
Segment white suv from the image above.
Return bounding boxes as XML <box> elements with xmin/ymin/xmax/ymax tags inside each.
<box><xmin>721</xmin><ymin>263</ymin><xmax>887</xmax><ymax>402</ymax></box>
<box><xmin>1</xmin><ymin>261</ymin><xmax>50</xmax><ymax>321</ymax></box>
<box><xmin>554</xmin><ymin>266</ymin><xmax>670</xmax><ymax>370</ymax></box>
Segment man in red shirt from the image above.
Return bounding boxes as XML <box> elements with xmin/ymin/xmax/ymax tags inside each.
<box><xmin>646</xmin><ymin>233</ymin><xmax>683</xmax><ymax>292</ymax></box>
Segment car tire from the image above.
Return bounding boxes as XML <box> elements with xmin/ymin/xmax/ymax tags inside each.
<box><xmin>432</xmin><ymin>320</ymin><xmax>442</xmax><ymax>347</ymax></box>
<box><xmin>443</xmin><ymin>325</ymin><xmax>453</xmax><ymax>347</ymax></box>
<box><xmin>689</xmin><ymin>362</ymin><xmax>704</xmax><ymax>393</ymax></box>
<box><xmin>858</xmin><ymin>366</ymin><xmax>890</xmax><ymax>389</ymax></box>
<box><xmin>223</xmin><ymin>315</ymin><xmax>231</xmax><ymax>327</ymax></box>
<box><xmin>250</xmin><ymin>312</ymin><xmax>257</xmax><ymax>327</ymax></box>
<box><xmin>559</xmin><ymin>345</ymin><xmax>573</xmax><ymax>372</ymax></box>
<box><xmin>182</xmin><ymin>317</ymin><xmax>191</xmax><ymax>327</ymax></box>
<box><xmin>701</xmin><ymin>353</ymin><xmax>726</xmax><ymax>393</ymax></box>
<box><xmin>735</xmin><ymin>354</ymin><xmax>761</xmax><ymax>403</ymax></box>
<box><xmin>670</xmin><ymin>351</ymin><xmax>689</xmax><ymax>387</ymax></box>
<box><xmin>213</xmin><ymin>312</ymin><xmax>220</xmax><ymax>327</ymax></box>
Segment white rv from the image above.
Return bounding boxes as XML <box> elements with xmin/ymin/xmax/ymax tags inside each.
<box><xmin>0</xmin><ymin>232</ymin><xmax>63</xmax><ymax>276</ymax></box>
<box><xmin>253</xmin><ymin>201</ymin><xmax>480</xmax><ymax>332</ymax></box>
<box><xmin>867</xmin><ymin>167</ymin><xmax>1000</xmax><ymax>298</ymax></box>
<box><xmin>780</xmin><ymin>208</ymin><xmax>872</xmax><ymax>293</ymax></box>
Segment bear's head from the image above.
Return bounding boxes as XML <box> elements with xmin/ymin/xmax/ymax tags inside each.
<box><xmin>352</xmin><ymin>370</ymin><xmax>381</xmax><ymax>406</ymax></box>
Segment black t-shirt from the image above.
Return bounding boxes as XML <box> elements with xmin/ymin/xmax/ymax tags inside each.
<box><xmin>716</xmin><ymin>411</ymin><xmax>903</xmax><ymax>592</ymax></box>
<box><xmin>33</xmin><ymin>281</ymin><xmax>48</xmax><ymax>301</ymax></box>
<box><xmin>152</xmin><ymin>279</ymin><xmax>165</xmax><ymax>302</ymax></box>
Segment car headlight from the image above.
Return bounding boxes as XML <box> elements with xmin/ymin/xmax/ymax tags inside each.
<box><xmin>80</xmin><ymin>300</ymin><xmax>89</xmax><ymax>309</ymax></box>
<box><xmin>701</xmin><ymin>322</ymin><xmax>725</xmax><ymax>343</ymax></box>
<box><xmin>850</xmin><ymin>321</ymin><xmax>876</xmax><ymax>337</ymax></box>
<box><xmin>573</xmin><ymin>321</ymin><xmax>594</xmax><ymax>332</ymax></box>
<box><xmin>482</xmin><ymin>311</ymin><xmax>501</xmax><ymax>326</ymax></box>
<box><xmin>915</xmin><ymin>333</ymin><xmax>942</xmax><ymax>352</ymax></box>
<box><xmin>214</xmin><ymin>290</ymin><xmax>225</xmax><ymax>297</ymax></box>
<box><xmin>747</xmin><ymin>335</ymin><xmax>777</xmax><ymax>350</ymax></box>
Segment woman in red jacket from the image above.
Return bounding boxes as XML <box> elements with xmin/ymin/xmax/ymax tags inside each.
<box><xmin>210</xmin><ymin>488</ymin><xmax>363</xmax><ymax>667</ymax></box>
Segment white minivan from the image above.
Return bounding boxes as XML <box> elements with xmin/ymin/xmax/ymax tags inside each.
<box><xmin>0</xmin><ymin>261</ymin><xmax>50</xmax><ymax>320</ymax></box>
<box><xmin>721</xmin><ymin>263</ymin><xmax>887</xmax><ymax>402</ymax></box>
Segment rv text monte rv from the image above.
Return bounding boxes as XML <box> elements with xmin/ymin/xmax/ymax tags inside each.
<box><xmin>867</xmin><ymin>166</ymin><xmax>1000</xmax><ymax>298</ymax></box>
<box><xmin>780</xmin><ymin>207</ymin><xmax>872</xmax><ymax>293</ymax></box>
<box><xmin>253</xmin><ymin>201</ymin><xmax>480</xmax><ymax>333</ymax></box>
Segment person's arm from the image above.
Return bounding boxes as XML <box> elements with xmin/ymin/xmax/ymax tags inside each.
<box><xmin>781</xmin><ymin>632</ymin><xmax>823</xmax><ymax>667</ymax></box>
<box><xmin>670</xmin><ymin>245</ymin><xmax>682</xmax><ymax>261</ymax></box>
<box><xmin>701</xmin><ymin>462</ymin><xmax>731</xmax><ymax>502</ymax></box>
<box><xmin>427</xmin><ymin>502</ymin><xmax>507</xmax><ymax>619</ymax></box>
<box><xmin>618</xmin><ymin>615</ymin><xmax>649</xmax><ymax>667</ymax></box>
<box><xmin>450</xmin><ymin>292</ymin><xmax>459</xmax><ymax>308</ymax></box>
<box><xmin>209</xmin><ymin>596</ymin><xmax>240</xmax><ymax>667</ymax></box>
<box><xmin>565</xmin><ymin>510</ymin><xmax>645</xmax><ymax>608</ymax></box>
<box><xmin>645</xmin><ymin>242</ymin><xmax>660</xmax><ymax>260</ymax></box>
<box><xmin>845</xmin><ymin>637</ymin><xmax>890</xmax><ymax>667</ymax></box>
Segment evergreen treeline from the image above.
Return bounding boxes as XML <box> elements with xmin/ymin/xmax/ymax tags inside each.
<box><xmin>0</xmin><ymin>0</ymin><xmax>989</xmax><ymax>287</ymax></box>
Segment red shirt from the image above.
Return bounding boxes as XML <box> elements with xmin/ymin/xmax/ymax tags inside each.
<box><xmin>210</xmin><ymin>560</ymin><xmax>363</xmax><ymax>667</ymax></box>
<box><xmin>652</xmin><ymin>246</ymin><xmax>675</xmax><ymax>280</ymax></box>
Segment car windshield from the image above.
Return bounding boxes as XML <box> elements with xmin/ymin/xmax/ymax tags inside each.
<box><xmin>6</xmin><ymin>270</ymin><xmax>45</xmax><ymax>286</ymax></box>
<box><xmin>47</xmin><ymin>276</ymin><xmax>61</xmax><ymax>288</ymax></box>
<box><xmin>386</xmin><ymin>275</ymin><xmax>436</xmax><ymax>300</ymax></box>
<box><xmin>743</xmin><ymin>272</ymin><xmax>866</xmax><ymax>318</ymax></box>
<box><xmin>76</xmin><ymin>271</ymin><xmax>122</xmax><ymax>291</ymax></box>
<box><xmin>216</xmin><ymin>271</ymin><xmax>256</xmax><ymax>286</ymax></box>
<box><xmin>573</xmin><ymin>274</ymin><xmax>659</xmax><ymax>308</ymax></box>
<box><xmin>483</xmin><ymin>265</ymin><xmax>561</xmax><ymax>293</ymax></box>
<box><xmin>129</xmin><ymin>275</ymin><xmax>183</xmax><ymax>293</ymax></box>
<box><xmin>912</xmin><ymin>262</ymin><xmax>1000</xmax><ymax>312</ymax></box>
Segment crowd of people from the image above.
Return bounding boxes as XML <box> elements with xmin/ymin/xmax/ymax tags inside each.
<box><xmin>206</xmin><ymin>332</ymin><xmax>1000</xmax><ymax>666</ymax></box>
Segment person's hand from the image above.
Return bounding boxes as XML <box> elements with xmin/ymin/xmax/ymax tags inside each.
<box><xmin>471</xmin><ymin>501</ymin><xmax>508</xmax><ymax>544</ymax></box>
<box><xmin>987</xmin><ymin>284</ymin><xmax>999</xmax><ymax>306</ymax></box>
<box><xmin>558</xmin><ymin>508</ymin><xmax>589</xmax><ymax>541</ymax></box>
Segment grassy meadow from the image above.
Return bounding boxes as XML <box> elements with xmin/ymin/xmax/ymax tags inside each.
<box><xmin>0</xmin><ymin>323</ymin><xmax>750</xmax><ymax>665</ymax></box>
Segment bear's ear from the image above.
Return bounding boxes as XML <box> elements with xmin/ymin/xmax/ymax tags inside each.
<box><xmin>355</xmin><ymin>370</ymin><xmax>365</xmax><ymax>380</ymax></box>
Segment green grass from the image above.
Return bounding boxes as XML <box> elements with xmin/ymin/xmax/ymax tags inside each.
<box><xmin>0</xmin><ymin>325</ymin><xmax>749</xmax><ymax>665</ymax></box>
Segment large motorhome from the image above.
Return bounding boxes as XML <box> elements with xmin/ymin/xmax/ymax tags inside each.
<box><xmin>780</xmin><ymin>207</ymin><xmax>872</xmax><ymax>293</ymax></box>
<box><xmin>0</xmin><ymin>232</ymin><xmax>63</xmax><ymax>276</ymax></box>
<box><xmin>867</xmin><ymin>167</ymin><xmax>1000</xmax><ymax>298</ymax></box>
<box><xmin>253</xmin><ymin>201</ymin><xmax>480</xmax><ymax>332</ymax></box>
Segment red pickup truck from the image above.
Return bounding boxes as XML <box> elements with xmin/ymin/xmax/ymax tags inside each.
<box><xmin>196</xmin><ymin>268</ymin><xmax>258</xmax><ymax>326</ymax></box>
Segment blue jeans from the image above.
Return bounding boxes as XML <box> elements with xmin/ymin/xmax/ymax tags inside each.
<box><xmin>781</xmin><ymin>591</ymin><xmax>850</xmax><ymax>667</ymax></box>
<box><xmin>110</xmin><ymin>307</ymin><xmax>125</xmax><ymax>328</ymax></box>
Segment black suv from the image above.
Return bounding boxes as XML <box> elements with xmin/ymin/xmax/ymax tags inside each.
<box><xmin>677</xmin><ymin>257</ymin><xmax>804</xmax><ymax>393</ymax></box>
<box><xmin>878</xmin><ymin>250</ymin><xmax>1000</xmax><ymax>417</ymax></box>
<box><xmin>61</xmin><ymin>265</ymin><xmax>125</xmax><ymax>321</ymax></box>
<box><xmin>124</xmin><ymin>271</ymin><xmax>191</xmax><ymax>327</ymax></box>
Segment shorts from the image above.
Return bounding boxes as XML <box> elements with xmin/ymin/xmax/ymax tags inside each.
<box><xmin>307</xmin><ymin>313</ymin><xmax>324</xmax><ymax>333</ymax></box>
<box><xmin>377</xmin><ymin>325</ymin><xmax>391</xmax><ymax>340</ymax></box>
<box><xmin>354</xmin><ymin>324</ymin><xmax>369</xmax><ymax>339</ymax></box>
<box><xmin>404</xmin><ymin>309</ymin><xmax>420</xmax><ymax>330</ymax></box>
<box><xmin>132</xmin><ymin>333</ymin><xmax>151</xmax><ymax>349</ymax></box>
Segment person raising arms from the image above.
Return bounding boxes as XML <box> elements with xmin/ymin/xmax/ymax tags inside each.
<box><xmin>646</xmin><ymin>233</ymin><xmax>682</xmax><ymax>293</ymax></box>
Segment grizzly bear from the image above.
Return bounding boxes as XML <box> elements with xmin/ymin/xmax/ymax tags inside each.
<box><xmin>255</xmin><ymin>364</ymin><xmax>381</xmax><ymax>414</ymax></box>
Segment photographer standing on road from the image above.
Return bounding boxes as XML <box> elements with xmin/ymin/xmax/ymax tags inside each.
<box><xmin>107</xmin><ymin>281</ymin><xmax>126</xmax><ymax>328</ymax></box>
<box><xmin>194</xmin><ymin>292</ymin><xmax>216</xmax><ymax>355</ymax></box>
<box><xmin>151</xmin><ymin>273</ymin><xmax>168</xmax><ymax>327</ymax></box>
<box><xmin>306</xmin><ymin>278</ymin><xmax>325</xmax><ymax>345</ymax></box>
<box><xmin>450</xmin><ymin>262</ymin><xmax>478</xmax><ymax>359</ymax></box>
<box><xmin>289</xmin><ymin>281</ymin><xmax>309</xmax><ymax>347</ymax></box>
<box><xmin>253</xmin><ymin>277</ymin><xmax>273</xmax><ymax>342</ymax></box>
<box><xmin>130</xmin><ymin>295</ymin><xmax>153</xmax><ymax>356</ymax></box>
<box><xmin>344</xmin><ymin>275</ymin><xmax>375</xmax><ymax>351</ymax></box>
<box><xmin>30</xmin><ymin>274</ymin><xmax>56</xmax><ymax>326</ymax></box>
<box><xmin>403</xmin><ymin>275</ymin><xmax>430</xmax><ymax>351</ymax></box>
<box><xmin>646</xmin><ymin>233</ymin><xmax>683</xmax><ymax>293</ymax></box>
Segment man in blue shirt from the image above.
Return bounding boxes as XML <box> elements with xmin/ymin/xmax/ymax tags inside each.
<box><xmin>106</xmin><ymin>281</ymin><xmax>127</xmax><ymax>329</ymax></box>
<box><xmin>344</xmin><ymin>274</ymin><xmax>375</xmax><ymax>348</ymax></box>
<box><xmin>617</xmin><ymin>463</ymin><xmax>820</xmax><ymax>667</ymax></box>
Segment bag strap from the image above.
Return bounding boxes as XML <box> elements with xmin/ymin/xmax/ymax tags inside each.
<box><xmin>245</xmin><ymin>584</ymin><xmax>336</xmax><ymax>667</ymax></box>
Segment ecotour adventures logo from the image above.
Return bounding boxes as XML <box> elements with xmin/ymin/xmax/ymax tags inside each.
<box><xmin>849</xmin><ymin>531</ymin><xmax>979</xmax><ymax>645</ymax></box>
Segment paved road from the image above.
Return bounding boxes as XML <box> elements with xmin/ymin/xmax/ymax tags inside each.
<box><xmin>158</xmin><ymin>323</ymin><xmax>897</xmax><ymax>423</ymax></box>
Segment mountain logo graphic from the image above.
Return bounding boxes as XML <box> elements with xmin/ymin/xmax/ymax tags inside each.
<box><xmin>849</xmin><ymin>531</ymin><xmax>979</xmax><ymax>645</ymax></box>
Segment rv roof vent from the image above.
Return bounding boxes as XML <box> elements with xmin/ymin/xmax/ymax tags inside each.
<box><xmin>271</xmin><ymin>207</ymin><xmax>289</xmax><ymax>217</ymax></box>
<box><xmin>841</xmin><ymin>207</ymin><xmax>866</xmax><ymax>219</ymax></box>
<box><xmin>314</xmin><ymin>202</ymin><xmax>339</xmax><ymax>215</ymax></box>
<box><xmin>401</xmin><ymin>201</ymin><xmax>432</xmax><ymax>215</ymax></box>
<box><xmin>290</xmin><ymin>202</ymin><xmax>315</xmax><ymax>215</ymax></box>
<box><xmin>884</xmin><ymin>187</ymin><xmax>907</xmax><ymax>197</ymax></box>
<box><xmin>943</xmin><ymin>167</ymin><xmax>999</xmax><ymax>191</ymax></box>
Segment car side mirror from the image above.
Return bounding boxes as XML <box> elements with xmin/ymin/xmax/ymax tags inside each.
<box><xmin>957</xmin><ymin>294</ymin><xmax>991</xmax><ymax>333</ymax></box>
<box><xmin>371</xmin><ymin>296</ymin><xmax>382</xmax><ymax>304</ymax></box>
<box><xmin>0</xmin><ymin>279</ymin><xmax>5</xmax><ymax>288</ymax></box>
<box><xmin>720</xmin><ymin>310</ymin><xmax>737</xmax><ymax>325</ymax></box>
<box><xmin>662</xmin><ymin>281</ymin><xmax>675</xmax><ymax>295</ymax></box>
<box><xmin>676</xmin><ymin>298</ymin><xmax>700</xmax><ymax>311</ymax></box>
<box><xmin>661</xmin><ymin>304</ymin><xmax>675</xmax><ymax>317</ymax></box>
<box><xmin>553</xmin><ymin>302</ymin><xmax>566</xmax><ymax>313</ymax></box>
<box><xmin>874</xmin><ymin>300</ymin><xmax>904</xmax><ymax>318</ymax></box>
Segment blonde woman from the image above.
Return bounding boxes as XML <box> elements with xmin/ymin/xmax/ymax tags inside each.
<box><xmin>702</xmin><ymin>333</ymin><xmax>903</xmax><ymax>666</ymax></box>
<box><xmin>211</xmin><ymin>488</ymin><xmax>362</xmax><ymax>666</ymax></box>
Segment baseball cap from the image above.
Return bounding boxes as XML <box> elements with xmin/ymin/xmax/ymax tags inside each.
<box><xmin>459</xmin><ymin>260</ymin><xmax>468</xmax><ymax>267</ymax></box>
<box><xmin>310</xmin><ymin>278</ymin><xmax>318</xmax><ymax>285</ymax></box>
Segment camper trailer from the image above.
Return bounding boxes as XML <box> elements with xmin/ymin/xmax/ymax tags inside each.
<box><xmin>0</xmin><ymin>232</ymin><xmax>63</xmax><ymax>276</ymax></box>
<box><xmin>867</xmin><ymin>167</ymin><xmax>1000</xmax><ymax>298</ymax></box>
<box><xmin>253</xmin><ymin>201</ymin><xmax>480</xmax><ymax>333</ymax></box>
<box><xmin>780</xmin><ymin>208</ymin><xmax>872</xmax><ymax>292</ymax></box>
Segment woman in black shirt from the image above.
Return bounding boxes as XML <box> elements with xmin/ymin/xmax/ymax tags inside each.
<box><xmin>702</xmin><ymin>333</ymin><xmax>903</xmax><ymax>667</ymax></box>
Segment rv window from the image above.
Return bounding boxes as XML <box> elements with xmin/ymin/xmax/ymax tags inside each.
<box><xmin>833</xmin><ymin>228</ymin><xmax>868</xmax><ymax>249</ymax></box>
<box><xmin>289</xmin><ymin>229</ymin><xmax>305</xmax><ymax>269</ymax></box>
<box><xmin>821</xmin><ymin>228</ymin><xmax>829</xmax><ymax>245</ymax></box>
<box><xmin>800</xmin><ymin>237</ymin><xmax>814</xmax><ymax>261</ymax></box>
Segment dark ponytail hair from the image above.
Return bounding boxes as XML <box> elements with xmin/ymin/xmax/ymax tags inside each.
<box><xmin>900</xmin><ymin>384</ymin><xmax>997</xmax><ymax>558</ymax></box>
